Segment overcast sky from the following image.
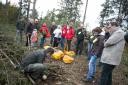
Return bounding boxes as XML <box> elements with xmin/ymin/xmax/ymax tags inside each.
<box><xmin>1</xmin><ymin>0</ymin><xmax>105</xmax><ymax>30</ymax></box>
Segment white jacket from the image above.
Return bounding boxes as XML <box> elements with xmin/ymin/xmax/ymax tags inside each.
<box><xmin>53</xmin><ymin>28</ymin><xmax>62</xmax><ymax>38</ymax></box>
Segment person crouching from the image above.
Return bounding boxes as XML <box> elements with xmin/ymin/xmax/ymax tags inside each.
<box><xmin>19</xmin><ymin>48</ymin><xmax>54</xmax><ymax>82</ymax></box>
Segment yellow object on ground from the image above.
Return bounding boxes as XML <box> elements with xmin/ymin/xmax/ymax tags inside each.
<box><xmin>63</xmin><ymin>55</ymin><xmax>74</xmax><ymax>64</ymax></box>
<box><xmin>64</xmin><ymin>51</ymin><xmax>75</xmax><ymax>57</ymax></box>
<box><xmin>52</xmin><ymin>50</ymin><xmax>64</xmax><ymax>60</ymax></box>
<box><xmin>44</xmin><ymin>46</ymin><xmax>50</xmax><ymax>49</ymax></box>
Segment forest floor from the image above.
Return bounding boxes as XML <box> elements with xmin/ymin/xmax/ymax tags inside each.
<box><xmin>0</xmin><ymin>24</ymin><xmax>128</xmax><ymax>85</ymax></box>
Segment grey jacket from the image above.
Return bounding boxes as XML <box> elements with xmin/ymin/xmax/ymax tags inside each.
<box><xmin>20</xmin><ymin>49</ymin><xmax>47</xmax><ymax>68</ymax></box>
<box><xmin>101</xmin><ymin>28</ymin><xmax>125</xmax><ymax>65</ymax></box>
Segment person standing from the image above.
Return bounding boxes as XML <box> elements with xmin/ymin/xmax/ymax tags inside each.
<box><xmin>99</xmin><ymin>22</ymin><xmax>125</xmax><ymax>85</ymax></box>
<box><xmin>26</xmin><ymin>19</ymin><xmax>34</xmax><ymax>46</ymax></box>
<box><xmin>31</xmin><ymin>29</ymin><xmax>38</xmax><ymax>47</ymax></box>
<box><xmin>34</xmin><ymin>19</ymin><xmax>40</xmax><ymax>31</ymax></box>
<box><xmin>61</xmin><ymin>24</ymin><xmax>67</xmax><ymax>50</ymax></box>
<box><xmin>84</xmin><ymin>27</ymin><xmax>104</xmax><ymax>82</ymax></box>
<box><xmin>53</xmin><ymin>25</ymin><xmax>62</xmax><ymax>47</ymax></box>
<box><xmin>75</xmin><ymin>23</ymin><xmax>85</xmax><ymax>56</ymax></box>
<box><xmin>39</xmin><ymin>23</ymin><xmax>50</xmax><ymax>48</ymax></box>
<box><xmin>65</xmin><ymin>22</ymin><xmax>75</xmax><ymax>51</ymax></box>
<box><xmin>49</xmin><ymin>22</ymin><xmax>57</xmax><ymax>46</ymax></box>
<box><xmin>16</xmin><ymin>18</ymin><xmax>25</xmax><ymax>44</ymax></box>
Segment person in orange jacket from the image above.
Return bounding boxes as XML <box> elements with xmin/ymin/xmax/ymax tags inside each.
<box><xmin>39</xmin><ymin>23</ymin><xmax>50</xmax><ymax>48</ymax></box>
<box><xmin>65</xmin><ymin>22</ymin><xmax>75</xmax><ymax>51</ymax></box>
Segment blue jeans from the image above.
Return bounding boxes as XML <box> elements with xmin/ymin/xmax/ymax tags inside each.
<box><xmin>40</xmin><ymin>37</ymin><xmax>46</xmax><ymax>48</ymax></box>
<box><xmin>86</xmin><ymin>55</ymin><xmax>97</xmax><ymax>80</ymax></box>
<box><xmin>87</xmin><ymin>42</ymin><xmax>93</xmax><ymax>60</ymax></box>
<box><xmin>60</xmin><ymin>37</ymin><xmax>65</xmax><ymax>50</ymax></box>
<box><xmin>16</xmin><ymin>30</ymin><xmax>23</xmax><ymax>44</ymax></box>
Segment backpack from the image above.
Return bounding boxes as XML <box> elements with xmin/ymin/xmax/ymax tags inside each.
<box><xmin>124</xmin><ymin>32</ymin><xmax>128</xmax><ymax>43</ymax></box>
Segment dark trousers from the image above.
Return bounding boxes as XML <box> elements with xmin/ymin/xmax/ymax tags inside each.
<box><xmin>76</xmin><ymin>39</ymin><xmax>84</xmax><ymax>55</ymax></box>
<box><xmin>99</xmin><ymin>63</ymin><xmax>115</xmax><ymax>85</ymax></box>
<box><xmin>53</xmin><ymin>37</ymin><xmax>61</xmax><ymax>47</ymax></box>
<box><xmin>50</xmin><ymin>34</ymin><xmax>54</xmax><ymax>45</ymax></box>
<box><xmin>26</xmin><ymin>33</ymin><xmax>31</xmax><ymax>46</ymax></box>
<box><xmin>66</xmin><ymin>40</ymin><xmax>72</xmax><ymax>51</ymax></box>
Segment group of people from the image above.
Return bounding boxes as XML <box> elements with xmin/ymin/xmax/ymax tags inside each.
<box><xmin>16</xmin><ymin>18</ymin><xmax>87</xmax><ymax>54</ymax></box>
<box><xmin>85</xmin><ymin>21</ymin><xmax>126</xmax><ymax>85</ymax></box>
<box><xmin>16</xmin><ymin>19</ymin><xmax>127</xmax><ymax>85</ymax></box>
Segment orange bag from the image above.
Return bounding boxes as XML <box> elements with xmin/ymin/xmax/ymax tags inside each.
<box><xmin>63</xmin><ymin>55</ymin><xmax>74</xmax><ymax>64</ymax></box>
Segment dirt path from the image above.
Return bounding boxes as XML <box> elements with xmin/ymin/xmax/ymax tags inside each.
<box><xmin>38</xmin><ymin>54</ymin><xmax>128</xmax><ymax>85</ymax></box>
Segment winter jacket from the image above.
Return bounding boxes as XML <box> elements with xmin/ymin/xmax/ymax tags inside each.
<box><xmin>39</xmin><ymin>23</ymin><xmax>50</xmax><ymax>38</ymax></box>
<box><xmin>50</xmin><ymin>25</ymin><xmax>57</xmax><ymax>35</ymax></box>
<box><xmin>65</xmin><ymin>27</ymin><xmax>75</xmax><ymax>40</ymax></box>
<box><xmin>26</xmin><ymin>23</ymin><xmax>34</xmax><ymax>34</ymax></box>
<box><xmin>34</xmin><ymin>23</ymin><xmax>40</xmax><ymax>31</ymax></box>
<box><xmin>104</xmin><ymin>32</ymin><xmax>110</xmax><ymax>41</ymax></box>
<box><xmin>20</xmin><ymin>49</ymin><xmax>47</xmax><ymax>68</ymax></box>
<box><xmin>91</xmin><ymin>35</ymin><xmax>104</xmax><ymax>58</ymax></box>
<box><xmin>124</xmin><ymin>32</ymin><xmax>128</xmax><ymax>43</ymax></box>
<box><xmin>61</xmin><ymin>25</ymin><xmax>67</xmax><ymax>38</ymax></box>
<box><xmin>76</xmin><ymin>29</ymin><xmax>84</xmax><ymax>41</ymax></box>
<box><xmin>101</xmin><ymin>28</ymin><xmax>125</xmax><ymax>65</ymax></box>
<box><xmin>53</xmin><ymin>28</ymin><xmax>62</xmax><ymax>38</ymax></box>
<box><xmin>16</xmin><ymin>20</ymin><xmax>25</xmax><ymax>31</ymax></box>
<box><xmin>31</xmin><ymin>30</ymin><xmax>38</xmax><ymax>43</ymax></box>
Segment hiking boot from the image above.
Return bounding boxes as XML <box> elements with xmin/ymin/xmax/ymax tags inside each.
<box><xmin>82</xmin><ymin>78</ymin><xmax>93</xmax><ymax>83</ymax></box>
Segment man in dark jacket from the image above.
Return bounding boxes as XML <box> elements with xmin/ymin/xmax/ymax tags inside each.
<box><xmin>16</xmin><ymin>18</ymin><xmax>25</xmax><ymax>44</ymax></box>
<box><xmin>19</xmin><ymin>48</ymin><xmax>54</xmax><ymax>81</ymax></box>
<box><xmin>76</xmin><ymin>24</ymin><xmax>86</xmax><ymax>55</ymax></box>
<box><xmin>26</xmin><ymin>19</ymin><xmax>34</xmax><ymax>46</ymax></box>
<box><xmin>49</xmin><ymin>22</ymin><xmax>57</xmax><ymax>45</ymax></box>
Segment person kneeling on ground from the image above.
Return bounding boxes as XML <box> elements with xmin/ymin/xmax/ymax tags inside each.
<box><xmin>18</xmin><ymin>48</ymin><xmax>54</xmax><ymax>82</ymax></box>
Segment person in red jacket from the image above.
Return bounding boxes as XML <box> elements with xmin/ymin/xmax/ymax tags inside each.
<box><xmin>61</xmin><ymin>24</ymin><xmax>67</xmax><ymax>50</ymax></box>
<box><xmin>39</xmin><ymin>23</ymin><xmax>50</xmax><ymax>48</ymax></box>
<box><xmin>65</xmin><ymin>23</ymin><xmax>75</xmax><ymax>51</ymax></box>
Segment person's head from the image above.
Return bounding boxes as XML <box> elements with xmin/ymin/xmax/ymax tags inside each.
<box><xmin>45</xmin><ymin>47</ymin><xmax>54</xmax><ymax>56</ymax></box>
<box><xmin>92</xmin><ymin>27</ymin><xmax>102</xmax><ymax>36</ymax></box>
<box><xmin>33</xmin><ymin>29</ymin><xmax>37</xmax><ymax>32</ymax></box>
<box><xmin>57</xmin><ymin>25</ymin><xmax>61</xmax><ymax>29</ymax></box>
<box><xmin>29</xmin><ymin>18</ymin><xmax>34</xmax><ymax>24</ymax></box>
<box><xmin>42</xmin><ymin>23</ymin><xmax>47</xmax><ymax>27</ymax></box>
<box><xmin>78</xmin><ymin>23</ymin><xmax>84</xmax><ymax>29</ymax></box>
<box><xmin>52</xmin><ymin>22</ymin><xmax>55</xmax><ymax>25</ymax></box>
<box><xmin>107</xmin><ymin>21</ymin><xmax>119</xmax><ymax>33</ymax></box>
<box><xmin>69</xmin><ymin>22</ymin><xmax>73</xmax><ymax>27</ymax></box>
<box><xmin>35</xmin><ymin>19</ymin><xmax>39</xmax><ymax>24</ymax></box>
<box><xmin>104</xmin><ymin>27</ymin><xmax>110</xmax><ymax>33</ymax></box>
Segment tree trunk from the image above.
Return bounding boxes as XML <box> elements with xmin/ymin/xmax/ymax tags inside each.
<box><xmin>27</xmin><ymin>0</ymin><xmax>31</xmax><ymax>21</ymax></box>
<box><xmin>83</xmin><ymin>0</ymin><xmax>88</xmax><ymax>25</ymax></box>
<box><xmin>18</xmin><ymin>0</ymin><xmax>23</xmax><ymax>21</ymax></box>
<box><xmin>32</xmin><ymin>0</ymin><xmax>37</xmax><ymax>20</ymax></box>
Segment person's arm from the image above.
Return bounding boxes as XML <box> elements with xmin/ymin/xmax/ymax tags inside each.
<box><xmin>104</xmin><ymin>31</ymin><xmax>124</xmax><ymax>47</ymax></box>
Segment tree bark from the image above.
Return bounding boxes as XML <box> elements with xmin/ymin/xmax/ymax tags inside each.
<box><xmin>83</xmin><ymin>0</ymin><xmax>88</xmax><ymax>25</ymax></box>
<box><xmin>32</xmin><ymin>0</ymin><xmax>37</xmax><ymax>20</ymax></box>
